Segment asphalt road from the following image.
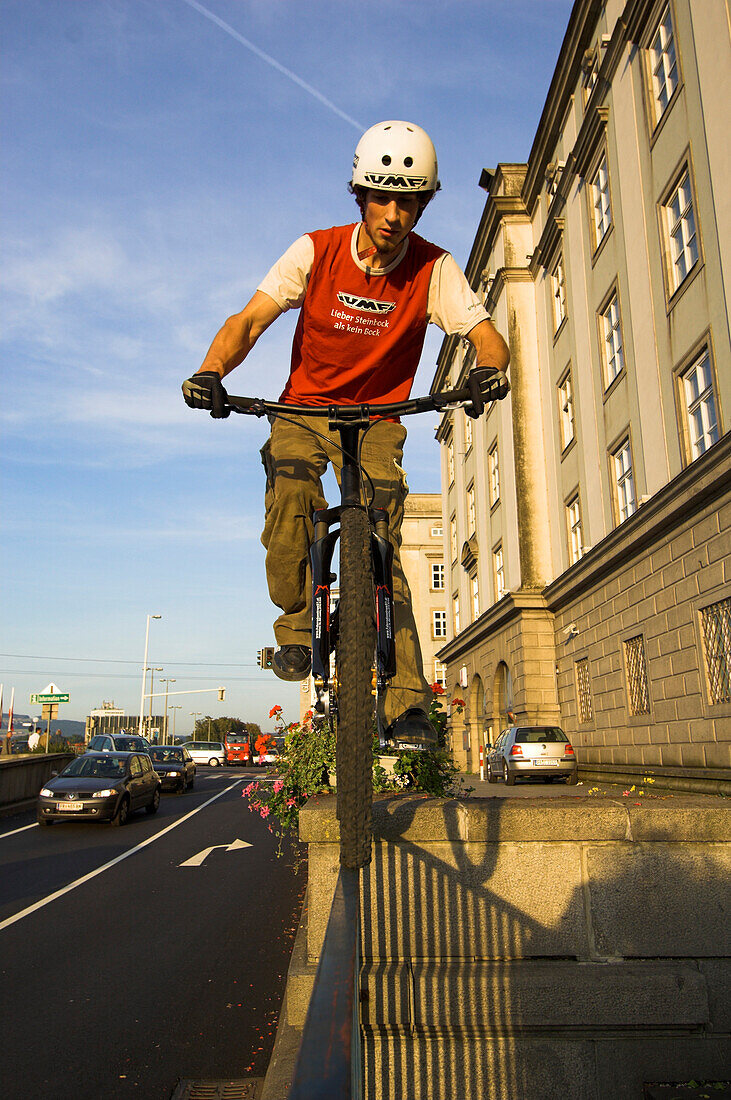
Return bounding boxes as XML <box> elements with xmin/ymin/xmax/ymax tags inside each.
<box><xmin>0</xmin><ymin>766</ymin><xmax>306</xmax><ymax>1100</ymax></box>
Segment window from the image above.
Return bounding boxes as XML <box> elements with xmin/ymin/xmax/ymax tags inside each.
<box><xmin>447</xmin><ymin>437</ymin><xmax>455</xmax><ymax>484</ymax></box>
<box><xmin>450</xmin><ymin>515</ymin><xmax>458</xmax><ymax>561</ymax></box>
<box><xmin>453</xmin><ymin>595</ymin><xmax>461</xmax><ymax>635</ymax></box>
<box><xmin>558</xmin><ymin>372</ymin><xmax>575</xmax><ymax>450</ymax></box>
<box><xmin>600</xmin><ymin>292</ymin><xmax>624</xmax><ymax>388</ymax></box>
<box><xmin>433</xmin><ymin>660</ymin><xmax>448</xmax><ymax>689</ymax></box>
<box><xmin>663</xmin><ymin>169</ymin><xmax>699</xmax><ymax>294</ymax></box>
<box><xmin>431</xmin><ymin>563</ymin><xmax>445</xmax><ymax>590</ymax></box>
<box><xmin>467</xmin><ymin>484</ymin><xmax>476</xmax><ymax>535</ymax></box>
<box><xmin>464</xmin><ymin>413</ymin><xmax>473</xmax><ymax>451</ymax></box>
<box><xmin>624</xmin><ymin>635</ymin><xmax>651</xmax><ymax>715</ymax></box>
<box><xmin>700</xmin><ymin>598</ymin><xmax>731</xmax><ymax>705</ymax></box>
<box><xmin>488</xmin><ymin>444</ymin><xmax>500</xmax><ymax>506</ymax></box>
<box><xmin>591</xmin><ymin>155</ymin><xmax>612</xmax><ymax>247</ymax></box>
<box><xmin>575</xmin><ymin>658</ymin><xmax>593</xmax><ymax>722</ymax></box>
<box><xmin>582</xmin><ymin>48</ymin><xmax>599</xmax><ymax>105</ymax></box>
<box><xmin>681</xmin><ymin>348</ymin><xmax>719</xmax><ymax>460</ymax></box>
<box><xmin>566</xmin><ymin>495</ymin><xmax>583</xmax><ymax>565</ymax></box>
<box><xmin>649</xmin><ymin>5</ymin><xmax>678</xmax><ymax>125</ymax></box>
<box><xmin>611</xmin><ymin>439</ymin><xmax>636</xmax><ymax>523</ymax></box>
<box><xmin>493</xmin><ymin>546</ymin><xmax>505</xmax><ymax>601</ymax></box>
<box><xmin>551</xmin><ymin>255</ymin><xmax>566</xmax><ymax>332</ymax></box>
<box><xmin>432</xmin><ymin>610</ymin><xmax>447</xmax><ymax>639</ymax></box>
<box><xmin>471</xmin><ymin>575</ymin><xmax>480</xmax><ymax>620</ymax></box>
<box><xmin>431</xmin><ymin>523</ymin><xmax>443</xmax><ymax>538</ymax></box>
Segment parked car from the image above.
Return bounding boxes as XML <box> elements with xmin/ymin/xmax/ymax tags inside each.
<box><xmin>37</xmin><ymin>752</ymin><xmax>160</xmax><ymax>826</ymax></box>
<box><xmin>87</xmin><ymin>733</ymin><xmax>152</xmax><ymax>754</ymax></box>
<box><xmin>181</xmin><ymin>740</ymin><xmax>226</xmax><ymax>767</ymax></box>
<box><xmin>148</xmin><ymin>745</ymin><xmax>196</xmax><ymax>793</ymax></box>
<box><xmin>487</xmin><ymin>725</ymin><xmax>578</xmax><ymax>786</ymax></box>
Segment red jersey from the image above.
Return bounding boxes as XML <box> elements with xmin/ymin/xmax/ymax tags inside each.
<box><xmin>279</xmin><ymin>224</ymin><xmax>445</xmax><ymax>407</ymax></box>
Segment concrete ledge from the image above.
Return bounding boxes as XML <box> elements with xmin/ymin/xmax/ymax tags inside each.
<box><xmin>579</xmin><ymin>763</ymin><xmax>731</xmax><ymax>797</ymax></box>
<box><xmin>362</xmin><ymin>959</ymin><xmax>710</xmax><ymax>1033</ymax></box>
<box><xmin>0</xmin><ymin>753</ymin><xmax>74</xmax><ymax>814</ymax></box>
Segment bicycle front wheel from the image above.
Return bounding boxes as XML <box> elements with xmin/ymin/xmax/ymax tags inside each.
<box><xmin>335</xmin><ymin>505</ymin><xmax>375</xmax><ymax>869</ymax></box>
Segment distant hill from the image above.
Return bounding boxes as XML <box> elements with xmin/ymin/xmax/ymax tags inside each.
<box><xmin>5</xmin><ymin>712</ymin><xmax>86</xmax><ymax>742</ymax></box>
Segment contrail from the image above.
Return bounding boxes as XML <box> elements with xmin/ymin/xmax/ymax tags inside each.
<box><xmin>180</xmin><ymin>0</ymin><xmax>364</xmax><ymax>132</ymax></box>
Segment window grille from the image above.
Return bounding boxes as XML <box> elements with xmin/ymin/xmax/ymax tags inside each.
<box><xmin>576</xmin><ymin>657</ymin><xmax>593</xmax><ymax>722</ymax></box>
<box><xmin>625</xmin><ymin>635</ymin><xmax>651</xmax><ymax>715</ymax></box>
<box><xmin>682</xmin><ymin>349</ymin><xmax>719</xmax><ymax>460</ymax></box>
<box><xmin>447</xmin><ymin>438</ymin><xmax>455</xmax><ymax>484</ymax></box>
<box><xmin>453</xmin><ymin>595</ymin><xmax>461</xmax><ymax>635</ymax></box>
<box><xmin>650</xmin><ymin>5</ymin><xmax>678</xmax><ymax>122</ymax></box>
<box><xmin>431</xmin><ymin>523</ymin><xmax>443</xmax><ymax>538</ymax></box>
<box><xmin>471</xmin><ymin>575</ymin><xmax>479</xmax><ymax>620</ymax></box>
<box><xmin>431</xmin><ymin>563</ymin><xmax>445</xmax><ymax>590</ymax></box>
<box><xmin>433</xmin><ymin>660</ymin><xmax>447</xmax><ymax>689</ymax></box>
<box><xmin>467</xmin><ymin>485</ymin><xmax>476</xmax><ymax>535</ymax></box>
<box><xmin>700</xmin><ymin>598</ymin><xmax>731</xmax><ymax>704</ymax></box>
<box><xmin>450</xmin><ymin>516</ymin><xmax>457</xmax><ymax>561</ymax></box>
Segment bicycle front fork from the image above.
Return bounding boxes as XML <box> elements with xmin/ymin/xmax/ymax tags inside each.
<box><xmin>310</xmin><ymin>505</ymin><xmax>396</xmax><ymax>702</ymax></box>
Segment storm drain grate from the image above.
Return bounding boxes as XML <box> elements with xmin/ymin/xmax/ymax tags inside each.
<box><xmin>171</xmin><ymin>1079</ymin><xmax>263</xmax><ymax>1099</ymax></box>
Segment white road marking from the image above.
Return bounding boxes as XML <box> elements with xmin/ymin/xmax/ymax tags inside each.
<box><xmin>179</xmin><ymin>838</ymin><xmax>252</xmax><ymax>867</ymax></box>
<box><xmin>0</xmin><ymin>779</ymin><xmax>245</xmax><ymax>933</ymax></box>
<box><xmin>0</xmin><ymin>822</ymin><xmax>38</xmax><ymax>839</ymax></box>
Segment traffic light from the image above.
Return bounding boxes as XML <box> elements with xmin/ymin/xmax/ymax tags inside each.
<box><xmin>256</xmin><ymin>650</ymin><xmax>263</xmax><ymax>668</ymax></box>
<box><xmin>263</xmin><ymin>647</ymin><xmax>275</xmax><ymax>669</ymax></box>
<box><xmin>218</xmin><ymin>687</ymin><xmax>225</xmax><ymax>701</ymax></box>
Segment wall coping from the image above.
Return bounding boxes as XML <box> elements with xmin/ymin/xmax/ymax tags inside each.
<box><xmin>299</xmin><ymin>792</ymin><xmax>731</xmax><ymax>846</ymax></box>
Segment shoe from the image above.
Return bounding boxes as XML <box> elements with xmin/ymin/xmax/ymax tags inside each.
<box><xmin>272</xmin><ymin>644</ymin><xmax>312</xmax><ymax>682</ymax></box>
<box><xmin>384</xmin><ymin>707</ymin><xmax>438</xmax><ymax>750</ymax></box>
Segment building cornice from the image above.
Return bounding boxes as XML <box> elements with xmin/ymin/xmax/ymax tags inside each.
<box><xmin>546</xmin><ymin>433</ymin><xmax>731</xmax><ymax>611</ymax></box>
<box><xmin>436</xmin><ymin>590</ymin><xmax>552</xmax><ymax>664</ymax></box>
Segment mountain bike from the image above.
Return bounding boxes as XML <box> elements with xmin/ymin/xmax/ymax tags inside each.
<box><xmin>191</xmin><ymin>367</ymin><xmax>508</xmax><ymax>869</ymax></box>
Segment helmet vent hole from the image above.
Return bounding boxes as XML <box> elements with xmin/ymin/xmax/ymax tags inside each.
<box><xmin>382</xmin><ymin>155</ymin><xmax>391</xmax><ymax>166</ymax></box>
<box><xmin>404</xmin><ymin>156</ymin><xmax>413</xmax><ymax>167</ymax></box>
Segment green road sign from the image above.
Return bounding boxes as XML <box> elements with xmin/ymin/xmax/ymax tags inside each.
<box><xmin>30</xmin><ymin>693</ymin><xmax>70</xmax><ymax>704</ymax></box>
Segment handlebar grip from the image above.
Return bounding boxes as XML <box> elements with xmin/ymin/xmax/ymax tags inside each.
<box><xmin>466</xmin><ymin>373</ymin><xmax>485</xmax><ymax>419</ymax></box>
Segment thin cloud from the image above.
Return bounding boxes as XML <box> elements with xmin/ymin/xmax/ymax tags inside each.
<box><xmin>180</xmin><ymin>0</ymin><xmax>364</xmax><ymax>131</ymax></box>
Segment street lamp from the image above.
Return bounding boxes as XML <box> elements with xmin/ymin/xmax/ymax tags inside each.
<box><xmin>190</xmin><ymin>711</ymin><xmax>202</xmax><ymax>739</ymax></box>
<box><xmin>170</xmin><ymin>705</ymin><xmax>182</xmax><ymax>743</ymax></box>
<box><xmin>160</xmin><ymin>679</ymin><xmax>176</xmax><ymax>744</ymax></box>
<box><xmin>138</xmin><ymin>615</ymin><xmax>162</xmax><ymax>737</ymax></box>
<box><xmin>147</xmin><ymin>667</ymin><xmax>163</xmax><ymax>735</ymax></box>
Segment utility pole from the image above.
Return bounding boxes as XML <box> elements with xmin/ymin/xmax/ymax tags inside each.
<box><xmin>160</xmin><ymin>679</ymin><xmax>176</xmax><ymax>744</ymax></box>
<box><xmin>190</xmin><ymin>711</ymin><xmax>202</xmax><ymax>739</ymax></box>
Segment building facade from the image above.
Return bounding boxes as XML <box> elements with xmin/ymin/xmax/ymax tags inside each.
<box><xmin>434</xmin><ymin>0</ymin><xmax>730</xmax><ymax>778</ymax></box>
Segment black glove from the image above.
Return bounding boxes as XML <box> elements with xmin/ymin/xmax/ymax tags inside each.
<box><xmin>182</xmin><ymin>371</ymin><xmax>231</xmax><ymax>418</ymax></box>
<box><xmin>466</xmin><ymin>367</ymin><xmax>510</xmax><ymax>417</ymax></box>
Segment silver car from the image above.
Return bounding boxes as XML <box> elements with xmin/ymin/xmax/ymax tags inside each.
<box><xmin>181</xmin><ymin>740</ymin><xmax>226</xmax><ymax>767</ymax></box>
<box><xmin>487</xmin><ymin>725</ymin><xmax>578</xmax><ymax>785</ymax></box>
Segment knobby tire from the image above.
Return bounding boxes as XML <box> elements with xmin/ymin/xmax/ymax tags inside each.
<box><xmin>336</xmin><ymin>505</ymin><xmax>374</xmax><ymax>869</ymax></box>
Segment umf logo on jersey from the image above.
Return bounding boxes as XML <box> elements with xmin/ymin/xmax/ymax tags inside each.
<box><xmin>337</xmin><ymin>292</ymin><xmax>396</xmax><ymax>315</ymax></box>
<box><xmin>363</xmin><ymin>172</ymin><xmax>428</xmax><ymax>189</ymax></box>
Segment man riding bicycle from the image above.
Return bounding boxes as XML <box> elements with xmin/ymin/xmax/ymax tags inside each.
<box><xmin>183</xmin><ymin>120</ymin><xmax>510</xmax><ymax>749</ymax></box>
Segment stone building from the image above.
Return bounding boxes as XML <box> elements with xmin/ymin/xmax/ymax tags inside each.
<box><xmin>434</xmin><ymin>0</ymin><xmax>730</xmax><ymax>780</ymax></box>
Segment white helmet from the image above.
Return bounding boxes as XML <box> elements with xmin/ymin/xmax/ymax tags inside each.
<box><xmin>351</xmin><ymin>120</ymin><xmax>440</xmax><ymax>194</ymax></box>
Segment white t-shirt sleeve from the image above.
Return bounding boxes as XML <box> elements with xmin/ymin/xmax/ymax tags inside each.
<box><xmin>427</xmin><ymin>252</ymin><xmax>491</xmax><ymax>336</ymax></box>
<box><xmin>257</xmin><ymin>234</ymin><xmax>315</xmax><ymax>311</ymax></box>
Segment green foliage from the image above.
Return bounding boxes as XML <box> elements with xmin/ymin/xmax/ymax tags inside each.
<box><xmin>244</xmin><ymin>688</ymin><xmax>469</xmax><ymax>856</ymax></box>
<box><xmin>194</xmin><ymin>716</ymin><xmax>261</xmax><ymax>740</ymax></box>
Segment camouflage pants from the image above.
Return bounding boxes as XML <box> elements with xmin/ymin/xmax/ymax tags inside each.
<box><xmin>260</xmin><ymin>414</ymin><xmax>432</xmax><ymax>725</ymax></box>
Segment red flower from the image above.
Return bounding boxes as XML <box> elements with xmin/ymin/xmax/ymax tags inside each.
<box><xmin>451</xmin><ymin>697</ymin><xmax>465</xmax><ymax>708</ymax></box>
<box><xmin>430</xmin><ymin>682</ymin><xmax>445</xmax><ymax>695</ymax></box>
<box><xmin>269</xmin><ymin>705</ymin><xmax>282</xmax><ymax>718</ymax></box>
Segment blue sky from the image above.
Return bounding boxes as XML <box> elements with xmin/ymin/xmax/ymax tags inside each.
<box><xmin>1</xmin><ymin>0</ymin><xmax>573</xmax><ymax>733</ymax></box>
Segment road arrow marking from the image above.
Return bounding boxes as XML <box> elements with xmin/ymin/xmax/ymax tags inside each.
<box><xmin>179</xmin><ymin>839</ymin><xmax>252</xmax><ymax>867</ymax></box>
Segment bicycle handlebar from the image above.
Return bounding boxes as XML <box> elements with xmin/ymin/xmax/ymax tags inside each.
<box><xmin>222</xmin><ymin>369</ymin><xmax>509</xmax><ymax>422</ymax></box>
